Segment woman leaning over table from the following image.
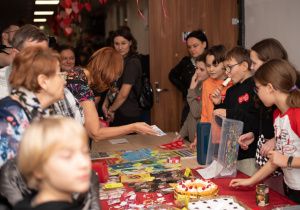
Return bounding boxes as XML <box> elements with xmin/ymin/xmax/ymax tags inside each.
<box><xmin>102</xmin><ymin>26</ymin><xmax>142</xmax><ymax>126</ymax></box>
<box><xmin>66</xmin><ymin>47</ymin><xmax>158</xmax><ymax>142</ymax></box>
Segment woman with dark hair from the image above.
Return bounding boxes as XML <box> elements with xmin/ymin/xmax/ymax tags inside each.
<box><xmin>57</xmin><ymin>45</ymin><xmax>77</xmax><ymax>72</ymax></box>
<box><xmin>102</xmin><ymin>27</ymin><xmax>142</xmax><ymax>126</ymax></box>
<box><xmin>168</xmin><ymin>30</ymin><xmax>208</xmax><ymax>127</ymax></box>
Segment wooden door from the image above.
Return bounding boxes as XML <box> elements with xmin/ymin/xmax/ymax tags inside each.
<box><xmin>149</xmin><ymin>0</ymin><xmax>239</xmax><ymax>132</ymax></box>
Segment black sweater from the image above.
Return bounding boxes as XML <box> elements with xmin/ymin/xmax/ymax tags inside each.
<box><xmin>214</xmin><ymin>76</ymin><xmax>259</xmax><ymax>160</ymax></box>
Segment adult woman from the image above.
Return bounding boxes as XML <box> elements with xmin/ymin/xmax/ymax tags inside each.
<box><xmin>58</xmin><ymin>45</ymin><xmax>77</xmax><ymax>72</ymax></box>
<box><xmin>168</xmin><ymin>30</ymin><xmax>208</xmax><ymax>126</ymax></box>
<box><xmin>0</xmin><ymin>46</ymin><xmax>65</xmax><ymax>167</ymax></box>
<box><xmin>102</xmin><ymin>27</ymin><xmax>142</xmax><ymax>126</ymax></box>
<box><xmin>66</xmin><ymin>47</ymin><xmax>157</xmax><ymax>142</ymax></box>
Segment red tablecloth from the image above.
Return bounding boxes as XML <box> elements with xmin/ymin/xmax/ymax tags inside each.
<box><xmin>100</xmin><ymin>169</ymin><xmax>297</xmax><ymax>209</ymax></box>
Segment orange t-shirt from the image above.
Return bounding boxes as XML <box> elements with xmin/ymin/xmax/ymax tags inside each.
<box><xmin>193</xmin><ymin>78</ymin><xmax>233</xmax><ymax>143</ymax></box>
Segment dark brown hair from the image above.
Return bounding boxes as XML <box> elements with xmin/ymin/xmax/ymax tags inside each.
<box><xmin>205</xmin><ymin>45</ymin><xmax>226</xmax><ymax>64</ymax></box>
<box><xmin>251</xmin><ymin>38</ymin><xmax>288</xmax><ymax>62</ymax></box>
<box><xmin>254</xmin><ymin>59</ymin><xmax>300</xmax><ymax>108</ymax></box>
<box><xmin>9</xmin><ymin>46</ymin><xmax>60</xmax><ymax>92</ymax></box>
<box><xmin>195</xmin><ymin>52</ymin><xmax>206</xmax><ymax>63</ymax></box>
<box><xmin>224</xmin><ymin>46</ymin><xmax>251</xmax><ymax>70</ymax></box>
<box><xmin>86</xmin><ymin>47</ymin><xmax>123</xmax><ymax>93</ymax></box>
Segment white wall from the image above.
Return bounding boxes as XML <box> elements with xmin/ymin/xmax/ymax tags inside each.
<box><xmin>105</xmin><ymin>0</ymin><xmax>149</xmax><ymax>55</ymax></box>
<box><xmin>245</xmin><ymin>0</ymin><xmax>300</xmax><ymax>69</ymax></box>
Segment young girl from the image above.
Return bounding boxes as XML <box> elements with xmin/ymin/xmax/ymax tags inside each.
<box><xmin>230</xmin><ymin>59</ymin><xmax>300</xmax><ymax>204</ymax></box>
<box><xmin>13</xmin><ymin>117</ymin><xmax>91</xmax><ymax>210</ymax></box>
<box><xmin>238</xmin><ymin>38</ymin><xmax>289</xmax><ymax>194</ymax></box>
<box><xmin>172</xmin><ymin>53</ymin><xmax>209</xmax><ymax>145</ymax></box>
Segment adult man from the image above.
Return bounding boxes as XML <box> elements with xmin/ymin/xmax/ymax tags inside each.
<box><xmin>0</xmin><ymin>24</ymin><xmax>84</xmax><ymax>124</ymax></box>
<box><xmin>0</xmin><ymin>25</ymin><xmax>19</xmax><ymax>68</ymax></box>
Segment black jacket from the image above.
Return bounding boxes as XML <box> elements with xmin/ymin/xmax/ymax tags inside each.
<box><xmin>169</xmin><ymin>56</ymin><xmax>195</xmax><ymax>99</ymax></box>
<box><xmin>0</xmin><ymin>158</ymin><xmax>101</xmax><ymax>210</ymax></box>
<box><xmin>214</xmin><ymin>77</ymin><xmax>259</xmax><ymax>160</ymax></box>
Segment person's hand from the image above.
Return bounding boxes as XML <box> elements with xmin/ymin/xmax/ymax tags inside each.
<box><xmin>211</xmin><ymin>87</ymin><xmax>222</xmax><ymax>105</ymax></box>
<box><xmin>189</xmin><ymin>72</ymin><xmax>199</xmax><ymax>89</ymax></box>
<box><xmin>173</xmin><ymin>134</ymin><xmax>183</xmax><ymax>142</ymax></box>
<box><xmin>238</xmin><ymin>132</ymin><xmax>254</xmax><ymax>150</ymax></box>
<box><xmin>190</xmin><ymin>142</ymin><xmax>197</xmax><ymax>152</ymax></box>
<box><xmin>213</xmin><ymin>109</ymin><xmax>226</xmax><ymax>118</ymax></box>
<box><xmin>229</xmin><ymin>178</ymin><xmax>253</xmax><ymax>188</ymax></box>
<box><xmin>267</xmin><ymin>151</ymin><xmax>288</xmax><ymax>168</ymax></box>
<box><xmin>102</xmin><ymin>106</ymin><xmax>109</xmax><ymax>118</ymax></box>
<box><xmin>107</xmin><ymin>111</ymin><xmax>115</xmax><ymax>123</ymax></box>
<box><xmin>132</xmin><ymin>123</ymin><xmax>159</xmax><ymax>136</ymax></box>
<box><xmin>260</xmin><ymin>138</ymin><xmax>276</xmax><ymax>157</ymax></box>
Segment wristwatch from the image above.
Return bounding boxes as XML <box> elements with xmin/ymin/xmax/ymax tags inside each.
<box><xmin>287</xmin><ymin>156</ymin><xmax>293</xmax><ymax>170</ymax></box>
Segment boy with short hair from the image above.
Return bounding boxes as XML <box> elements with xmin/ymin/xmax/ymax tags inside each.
<box><xmin>211</xmin><ymin>46</ymin><xmax>259</xmax><ymax>176</ymax></box>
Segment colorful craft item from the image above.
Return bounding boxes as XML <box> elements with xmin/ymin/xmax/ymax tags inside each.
<box><xmin>167</xmin><ymin>155</ymin><xmax>180</xmax><ymax>164</ymax></box>
<box><xmin>157</xmin><ymin>140</ymin><xmax>188</xmax><ymax>150</ymax></box>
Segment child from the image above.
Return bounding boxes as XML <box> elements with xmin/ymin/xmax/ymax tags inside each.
<box><xmin>230</xmin><ymin>59</ymin><xmax>300</xmax><ymax>204</ymax></box>
<box><xmin>173</xmin><ymin>53</ymin><xmax>209</xmax><ymax>145</ymax></box>
<box><xmin>211</xmin><ymin>46</ymin><xmax>259</xmax><ymax>176</ymax></box>
<box><xmin>13</xmin><ymin>117</ymin><xmax>91</xmax><ymax>210</ymax></box>
<box><xmin>238</xmin><ymin>38</ymin><xmax>289</xmax><ymax>195</ymax></box>
<box><xmin>190</xmin><ymin>45</ymin><xmax>233</xmax><ymax>151</ymax></box>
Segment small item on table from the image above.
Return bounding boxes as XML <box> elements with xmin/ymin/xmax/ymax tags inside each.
<box><xmin>157</xmin><ymin>140</ymin><xmax>188</xmax><ymax>150</ymax></box>
<box><xmin>99</xmin><ymin>118</ymin><xmax>109</xmax><ymax>127</ymax></box>
<box><xmin>107</xmin><ymin>198</ymin><xmax>121</xmax><ymax>205</ymax></box>
<box><xmin>256</xmin><ymin>184</ymin><xmax>269</xmax><ymax>207</ymax></box>
<box><xmin>167</xmin><ymin>155</ymin><xmax>181</xmax><ymax>164</ymax></box>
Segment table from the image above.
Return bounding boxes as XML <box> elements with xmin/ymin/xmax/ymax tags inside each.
<box><xmin>92</xmin><ymin>133</ymin><xmax>297</xmax><ymax>209</ymax></box>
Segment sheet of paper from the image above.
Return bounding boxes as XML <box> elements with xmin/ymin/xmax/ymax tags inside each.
<box><xmin>109</xmin><ymin>138</ymin><xmax>129</xmax><ymax>144</ymax></box>
<box><xmin>196</xmin><ymin>160</ymin><xmax>224</xmax><ymax>179</ymax></box>
<box><xmin>151</xmin><ymin>125</ymin><xmax>167</xmax><ymax>136</ymax></box>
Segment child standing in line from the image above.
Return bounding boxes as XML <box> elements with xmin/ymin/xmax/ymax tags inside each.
<box><xmin>230</xmin><ymin>59</ymin><xmax>300</xmax><ymax>204</ymax></box>
<box><xmin>190</xmin><ymin>45</ymin><xmax>233</xmax><ymax>151</ymax></box>
<box><xmin>13</xmin><ymin>117</ymin><xmax>91</xmax><ymax>210</ymax></box>
<box><xmin>173</xmin><ymin>53</ymin><xmax>209</xmax><ymax>145</ymax></box>
<box><xmin>211</xmin><ymin>46</ymin><xmax>259</xmax><ymax>176</ymax></box>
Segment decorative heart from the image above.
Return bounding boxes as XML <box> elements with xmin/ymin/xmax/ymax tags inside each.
<box><xmin>72</xmin><ymin>12</ymin><xmax>78</xmax><ymax>19</ymax></box>
<box><xmin>64</xmin><ymin>27</ymin><xmax>73</xmax><ymax>37</ymax></box>
<box><xmin>63</xmin><ymin>17</ymin><xmax>72</xmax><ymax>25</ymax></box>
<box><xmin>65</xmin><ymin>8</ymin><xmax>72</xmax><ymax>16</ymax></box>
<box><xmin>61</xmin><ymin>2</ymin><xmax>68</xmax><ymax>9</ymax></box>
<box><xmin>77</xmin><ymin>3</ymin><xmax>84</xmax><ymax>12</ymax></box>
<box><xmin>85</xmin><ymin>3</ymin><xmax>91</xmax><ymax>12</ymax></box>
<box><xmin>99</xmin><ymin>0</ymin><xmax>107</xmax><ymax>4</ymax></box>
<box><xmin>59</xmin><ymin>21</ymin><xmax>68</xmax><ymax>29</ymax></box>
<box><xmin>55</xmin><ymin>14</ymin><xmax>61</xmax><ymax>21</ymax></box>
<box><xmin>65</xmin><ymin>0</ymin><xmax>72</xmax><ymax>7</ymax></box>
<box><xmin>72</xmin><ymin>2</ymin><xmax>79</xmax><ymax>14</ymax></box>
<box><xmin>60</xmin><ymin>11</ymin><xmax>67</xmax><ymax>19</ymax></box>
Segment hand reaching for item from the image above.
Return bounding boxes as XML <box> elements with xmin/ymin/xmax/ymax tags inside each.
<box><xmin>238</xmin><ymin>132</ymin><xmax>255</xmax><ymax>150</ymax></box>
<box><xmin>213</xmin><ymin>108</ymin><xmax>226</xmax><ymax>118</ymax></box>
<box><xmin>173</xmin><ymin>134</ymin><xmax>183</xmax><ymax>142</ymax></box>
<box><xmin>190</xmin><ymin>142</ymin><xmax>197</xmax><ymax>152</ymax></box>
<box><xmin>267</xmin><ymin>151</ymin><xmax>288</xmax><ymax>168</ymax></box>
<box><xmin>260</xmin><ymin>138</ymin><xmax>276</xmax><ymax>157</ymax></box>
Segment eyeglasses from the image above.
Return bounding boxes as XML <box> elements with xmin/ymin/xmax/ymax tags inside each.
<box><xmin>253</xmin><ymin>85</ymin><xmax>262</xmax><ymax>94</ymax></box>
<box><xmin>222</xmin><ymin>62</ymin><xmax>243</xmax><ymax>73</ymax></box>
<box><xmin>56</xmin><ymin>72</ymin><xmax>67</xmax><ymax>81</ymax></box>
<box><xmin>5</xmin><ymin>30</ymin><xmax>18</xmax><ymax>34</ymax></box>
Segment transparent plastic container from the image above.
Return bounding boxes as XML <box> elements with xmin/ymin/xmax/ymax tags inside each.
<box><xmin>206</xmin><ymin>115</ymin><xmax>244</xmax><ymax>178</ymax></box>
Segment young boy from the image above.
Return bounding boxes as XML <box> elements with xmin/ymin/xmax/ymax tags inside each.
<box><xmin>211</xmin><ymin>46</ymin><xmax>259</xmax><ymax>176</ymax></box>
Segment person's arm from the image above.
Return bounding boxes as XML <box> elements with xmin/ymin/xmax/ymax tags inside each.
<box><xmin>200</xmin><ymin>86</ymin><xmax>208</xmax><ymax>123</ymax></box>
<box><xmin>94</xmin><ymin>96</ymin><xmax>101</xmax><ymax>108</ymax></box>
<box><xmin>80</xmin><ymin>100</ymin><xmax>158</xmax><ymax>142</ymax></box>
<box><xmin>229</xmin><ymin>160</ymin><xmax>278</xmax><ymax>187</ymax></box>
<box><xmin>102</xmin><ymin>95</ymin><xmax>110</xmax><ymax>121</ymax></box>
<box><xmin>0</xmin><ymin>53</ymin><xmax>12</xmax><ymax>68</ymax></box>
<box><xmin>187</xmin><ymin>88</ymin><xmax>202</xmax><ymax>118</ymax></box>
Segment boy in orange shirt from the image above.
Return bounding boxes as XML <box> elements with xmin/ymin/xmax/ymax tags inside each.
<box><xmin>190</xmin><ymin>45</ymin><xmax>233</xmax><ymax>151</ymax></box>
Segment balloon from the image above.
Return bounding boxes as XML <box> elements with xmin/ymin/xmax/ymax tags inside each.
<box><xmin>65</xmin><ymin>8</ymin><xmax>72</xmax><ymax>16</ymax></box>
<box><xmin>64</xmin><ymin>27</ymin><xmax>73</xmax><ymax>37</ymax></box>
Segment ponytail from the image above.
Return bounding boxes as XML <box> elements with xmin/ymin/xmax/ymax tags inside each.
<box><xmin>287</xmin><ymin>86</ymin><xmax>300</xmax><ymax>108</ymax></box>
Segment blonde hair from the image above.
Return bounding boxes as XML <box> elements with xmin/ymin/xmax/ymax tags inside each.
<box><xmin>18</xmin><ymin>117</ymin><xmax>89</xmax><ymax>189</ymax></box>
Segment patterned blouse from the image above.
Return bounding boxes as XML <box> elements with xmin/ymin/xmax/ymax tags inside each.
<box><xmin>0</xmin><ymin>97</ymin><xmax>29</xmax><ymax>168</ymax></box>
<box><xmin>66</xmin><ymin>67</ymin><xmax>101</xmax><ymax>102</ymax></box>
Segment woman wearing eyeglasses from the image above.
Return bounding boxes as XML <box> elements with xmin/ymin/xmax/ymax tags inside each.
<box><xmin>0</xmin><ymin>46</ymin><xmax>65</xmax><ymax>168</ymax></box>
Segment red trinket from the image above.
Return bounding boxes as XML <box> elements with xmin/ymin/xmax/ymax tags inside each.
<box><xmin>189</xmin><ymin>186</ymin><xmax>193</xmax><ymax>189</ymax></box>
<box><xmin>202</xmin><ymin>187</ymin><xmax>205</xmax><ymax>190</ymax></box>
<box><xmin>191</xmin><ymin>179</ymin><xmax>194</xmax><ymax>182</ymax></box>
<box><xmin>185</xmin><ymin>188</ymin><xmax>188</xmax><ymax>191</ymax></box>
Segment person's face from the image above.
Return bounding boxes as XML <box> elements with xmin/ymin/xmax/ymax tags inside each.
<box><xmin>46</xmin><ymin>61</ymin><xmax>66</xmax><ymax>102</ymax></box>
<box><xmin>223</xmin><ymin>58</ymin><xmax>246</xmax><ymax>84</ymax></box>
<box><xmin>206</xmin><ymin>55</ymin><xmax>226</xmax><ymax>80</ymax></box>
<box><xmin>6</xmin><ymin>25</ymin><xmax>19</xmax><ymax>45</ymax></box>
<box><xmin>113</xmin><ymin>36</ymin><xmax>131</xmax><ymax>57</ymax></box>
<box><xmin>186</xmin><ymin>37</ymin><xmax>206</xmax><ymax>58</ymax></box>
<box><xmin>250</xmin><ymin>50</ymin><xmax>264</xmax><ymax>72</ymax></box>
<box><xmin>254</xmin><ymin>81</ymin><xmax>274</xmax><ymax>107</ymax></box>
<box><xmin>195</xmin><ymin>61</ymin><xmax>209</xmax><ymax>82</ymax></box>
<box><xmin>40</xmin><ymin>137</ymin><xmax>91</xmax><ymax>197</ymax></box>
<box><xmin>60</xmin><ymin>49</ymin><xmax>75</xmax><ymax>71</ymax></box>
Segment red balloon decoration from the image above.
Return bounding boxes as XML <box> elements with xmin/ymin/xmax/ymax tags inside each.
<box><xmin>85</xmin><ymin>3</ymin><xmax>91</xmax><ymax>12</ymax></box>
<box><xmin>64</xmin><ymin>27</ymin><xmax>73</xmax><ymax>37</ymax></box>
<box><xmin>63</xmin><ymin>17</ymin><xmax>72</xmax><ymax>25</ymax></box>
<box><xmin>65</xmin><ymin>0</ymin><xmax>72</xmax><ymax>7</ymax></box>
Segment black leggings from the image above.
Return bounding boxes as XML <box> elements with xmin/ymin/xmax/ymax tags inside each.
<box><xmin>283</xmin><ymin>182</ymin><xmax>300</xmax><ymax>204</ymax></box>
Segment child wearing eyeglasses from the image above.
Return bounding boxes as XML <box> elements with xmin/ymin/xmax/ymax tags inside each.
<box><xmin>189</xmin><ymin>45</ymin><xmax>233</xmax><ymax>151</ymax></box>
<box><xmin>211</xmin><ymin>46</ymin><xmax>259</xmax><ymax>176</ymax></box>
<box><xmin>230</xmin><ymin>59</ymin><xmax>300</xmax><ymax>204</ymax></box>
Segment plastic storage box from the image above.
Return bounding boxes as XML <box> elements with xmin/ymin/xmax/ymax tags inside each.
<box><xmin>206</xmin><ymin>115</ymin><xmax>244</xmax><ymax>178</ymax></box>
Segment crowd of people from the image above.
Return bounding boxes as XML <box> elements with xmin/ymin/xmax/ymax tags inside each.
<box><xmin>0</xmin><ymin>23</ymin><xmax>300</xmax><ymax>209</ymax></box>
